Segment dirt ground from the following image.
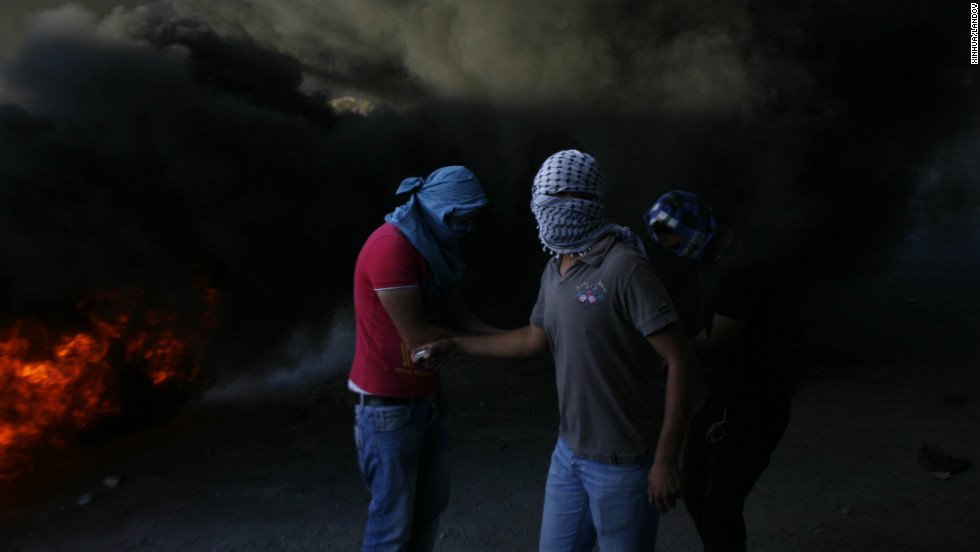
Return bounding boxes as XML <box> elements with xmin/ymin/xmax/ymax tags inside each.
<box><xmin>0</xmin><ymin>247</ymin><xmax>977</xmax><ymax>551</ymax></box>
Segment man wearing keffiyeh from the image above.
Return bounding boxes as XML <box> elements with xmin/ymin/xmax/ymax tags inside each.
<box><xmin>415</xmin><ymin>150</ymin><xmax>698</xmax><ymax>552</ymax></box>
<box><xmin>644</xmin><ymin>191</ymin><xmax>791</xmax><ymax>552</ymax></box>
<box><xmin>530</xmin><ymin>149</ymin><xmax>646</xmax><ymax>257</ymax></box>
<box><xmin>348</xmin><ymin>165</ymin><xmax>500</xmax><ymax>552</ymax></box>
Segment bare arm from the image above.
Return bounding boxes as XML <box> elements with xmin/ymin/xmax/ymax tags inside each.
<box><xmin>413</xmin><ymin>324</ymin><xmax>549</xmax><ymax>363</ymax></box>
<box><xmin>645</xmin><ymin>321</ymin><xmax>698</xmax><ymax>512</ymax></box>
<box><xmin>692</xmin><ymin>313</ymin><xmax>747</xmax><ymax>367</ymax></box>
<box><xmin>376</xmin><ymin>287</ymin><xmax>461</xmax><ymax>350</ymax></box>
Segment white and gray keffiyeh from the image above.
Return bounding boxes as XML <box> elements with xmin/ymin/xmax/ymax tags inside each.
<box><xmin>530</xmin><ymin>150</ymin><xmax>645</xmax><ymax>256</ymax></box>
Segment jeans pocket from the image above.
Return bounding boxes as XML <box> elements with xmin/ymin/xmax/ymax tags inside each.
<box><xmin>354</xmin><ymin>422</ymin><xmax>364</xmax><ymax>451</ymax></box>
<box><xmin>374</xmin><ymin>405</ymin><xmax>413</xmax><ymax>432</ymax></box>
<box><xmin>599</xmin><ymin>461</ymin><xmax>648</xmax><ymax>493</ymax></box>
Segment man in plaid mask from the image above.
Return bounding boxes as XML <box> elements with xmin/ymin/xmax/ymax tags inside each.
<box><xmin>644</xmin><ymin>190</ymin><xmax>791</xmax><ymax>552</ymax></box>
<box><xmin>643</xmin><ymin>190</ymin><xmax>718</xmax><ymax>260</ymax></box>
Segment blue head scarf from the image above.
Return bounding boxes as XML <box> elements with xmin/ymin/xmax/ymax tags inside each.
<box><xmin>385</xmin><ymin>166</ymin><xmax>488</xmax><ymax>287</ymax></box>
<box><xmin>643</xmin><ymin>190</ymin><xmax>717</xmax><ymax>260</ymax></box>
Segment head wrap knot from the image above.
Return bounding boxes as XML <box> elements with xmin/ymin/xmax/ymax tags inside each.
<box><xmin>395</xmin><ymin>176</ymin><xmax>425</xmax><ymax>195</ymax></box>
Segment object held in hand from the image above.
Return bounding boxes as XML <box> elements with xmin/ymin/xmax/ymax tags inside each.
<box><xmin>414</xmin><ymin>349</ymin><xmax>428</xmax><ymax>362</ymax></box>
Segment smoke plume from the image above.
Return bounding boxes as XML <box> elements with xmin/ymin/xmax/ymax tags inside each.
<box><xmin>0</xmin><ymin>1</ymin><xmax>976</xmax><ymax>391</ymax></box>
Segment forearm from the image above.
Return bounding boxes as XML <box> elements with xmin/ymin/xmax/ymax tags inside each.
<box><xmin>400</xmin><ymin>323</ymin><xmax>467</xmax><ymax>350</ymax></box>
<box><xmin>655</xmin><ymin>352</ymin><xmax>697</xmax><ymax>465</ymax></box>
<box><xmin>451</xmin><ymin>324</ymin><xmax>546</xmax><ymax>359</ymax></box>
<box><xmin>645</xmin><ymin>331</ymin><xmax>696</xmax><ymax>510</ymax></box>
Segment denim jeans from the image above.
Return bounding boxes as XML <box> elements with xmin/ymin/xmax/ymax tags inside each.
<box><xmin>539</xmin><ymin>436</ymin><xmax>659</xmax><ymax>552</ymax></box>
<box><xmin>354</xmin><ymin>395</ymin><xmax>451</xmax><ymax>552</ymax></box>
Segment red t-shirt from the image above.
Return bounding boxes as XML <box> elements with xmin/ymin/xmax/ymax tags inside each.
<box><xmin>349</xmin><ymin>223</ymin><xmax>447</xmax><ymax>397</ymax></box>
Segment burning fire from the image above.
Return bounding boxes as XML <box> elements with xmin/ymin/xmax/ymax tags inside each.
<box><xmin>0</xmin><ymin>278</ymin><xmax>218</xmax><ymax>481</ymax></box>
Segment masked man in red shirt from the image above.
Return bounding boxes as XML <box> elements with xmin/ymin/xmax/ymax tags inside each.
<box><xmin>349</xmin><ymin>166</ymin><xmax>498</xmax><ymax>551</ymax></box>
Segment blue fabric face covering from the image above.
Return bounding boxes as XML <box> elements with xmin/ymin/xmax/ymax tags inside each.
<box><xmin>385</xmin><ymin>166</ymin><xmax>488</xmax><ymax>286</ymax></box>
<box><xmin>643</xmin><ymin>190</ymin><xmax>717</xmax><ymax>260</ymax></box>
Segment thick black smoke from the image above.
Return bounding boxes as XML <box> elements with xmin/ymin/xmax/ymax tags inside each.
<box><xmin>0</xmin><ymin>2</ymin><xmax>977</xmax><ymax>391</ymax></box>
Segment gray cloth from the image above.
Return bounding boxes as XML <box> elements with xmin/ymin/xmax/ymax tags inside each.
<box><xmin>530</xmin><ymin>149</ymin><xmax>645</xmax><ymax>256</ymax></box>
<box><xmin>530</xmin><ymin>234</ymin><xmax>679</xmax><ymax>463</ymax></box>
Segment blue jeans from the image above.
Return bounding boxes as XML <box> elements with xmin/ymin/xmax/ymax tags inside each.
<box><xmin>354</xmin><ymin>395</ymin><xmax>451</xmax><ymax>552</ymax></box>
<box><xmin>539</xmin><ymin>437</ymin><xmax>659</xmax><ymax>552</ymax></box>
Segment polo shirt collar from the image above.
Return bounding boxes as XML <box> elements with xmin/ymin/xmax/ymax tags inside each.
<box><xmin>550</xmin><ymin>232</ymin><xmax>618</xmax><ymax>271</ymax></box>
<box><xmin>579</xmin><ymin>233</ymin><xmax>618</xmax><ymax>265</ymax></box>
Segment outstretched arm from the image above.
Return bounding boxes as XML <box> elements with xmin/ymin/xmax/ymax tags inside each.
<box><xmin>645</xmin><ymin>321</ymin><xmax>698</xmax><ymax>512</ymax></box>
<box><xmin>414</xmin><ymin>323</ymin><xmax>548</xmax><ymax>363</ymax></box>
<box><xmin>377</xmin><ymin>287</ymin><xmax>461</xmax><ymax>350</ymax></box>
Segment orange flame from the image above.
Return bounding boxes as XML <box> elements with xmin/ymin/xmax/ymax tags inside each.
<box><xmin>0</xmin><ymin>279</ymin><xmax>218</xmax><ymax>481</ymax></box>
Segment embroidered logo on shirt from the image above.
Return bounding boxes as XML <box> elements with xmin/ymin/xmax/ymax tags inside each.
<box><xmin>576</xmin><ymin>280</ymin><xmax>607</xmax><ymax>306</ymax></box>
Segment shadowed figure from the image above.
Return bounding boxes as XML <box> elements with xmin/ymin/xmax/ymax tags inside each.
<box><xmin>644</xmin><ymin>190</ymin><xmax>791</xmax><ymax>552</ymax></box>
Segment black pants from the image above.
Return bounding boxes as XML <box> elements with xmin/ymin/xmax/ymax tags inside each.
<box><xmin>682</xmin><ymin>397</ymin><xmax>790</xmax><ymax>552</ymax></box>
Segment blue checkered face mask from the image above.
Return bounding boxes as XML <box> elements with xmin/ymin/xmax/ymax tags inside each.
<box><xmin>643</xmin><ymin>191</ymin><xmax>716</xmax><ymax>261</ymax></box>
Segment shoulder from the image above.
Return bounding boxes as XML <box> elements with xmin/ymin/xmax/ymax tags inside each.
<box><xmin>603</xmin><ymin>240</ymin><xmax>658</xmax><ymax>280</ymax></box>
<box><xmin>363</xmin><ymin>224</ymin><xmax>416</xmax><ymax>256</ymax></box>
<box><xmin>599</xmin><ymin>242</ymin><xmax>671</xmax><ymax>302</ymax></box>
<box><xmin>365</xmin><ymin>223</ymin><xmax>408</xmax><ymax>245</ymax></box>
<box><xmin>358</xmin><ymin>223</ymin><xmax>425</xmax><ymax>279</ymax></box>
<box><xmin>599</xmin><ymin>239</ymin><xmax>645</xmax><ymax>267</ymax></box>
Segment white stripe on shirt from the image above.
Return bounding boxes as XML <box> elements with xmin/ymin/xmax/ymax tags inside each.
<box><xmin>374</xmin><ymin>284</ymin><xmax>420</xmax><ymax>291</ymax></box>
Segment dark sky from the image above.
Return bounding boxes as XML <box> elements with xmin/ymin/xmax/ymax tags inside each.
<box><xmin>0</xmin><ymin>1</ymin><xmax>977</xmax><ymax>388</ymax></box>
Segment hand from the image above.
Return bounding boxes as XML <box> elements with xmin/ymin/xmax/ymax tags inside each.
<box><xmin>647</xmin><ymin>462</ymin><xmax>683</xmax><ymax>513</ymax></box>
<box><xmin>411</xmin><ymin>338</ymin><xmax>456</xmax><ymax>368</ymax></box>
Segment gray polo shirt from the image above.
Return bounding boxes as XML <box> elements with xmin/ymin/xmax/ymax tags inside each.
<box><xmin>530</xmin><ymin>233</ymin><xmax>678</xmax><ymax>463</ymax></box>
